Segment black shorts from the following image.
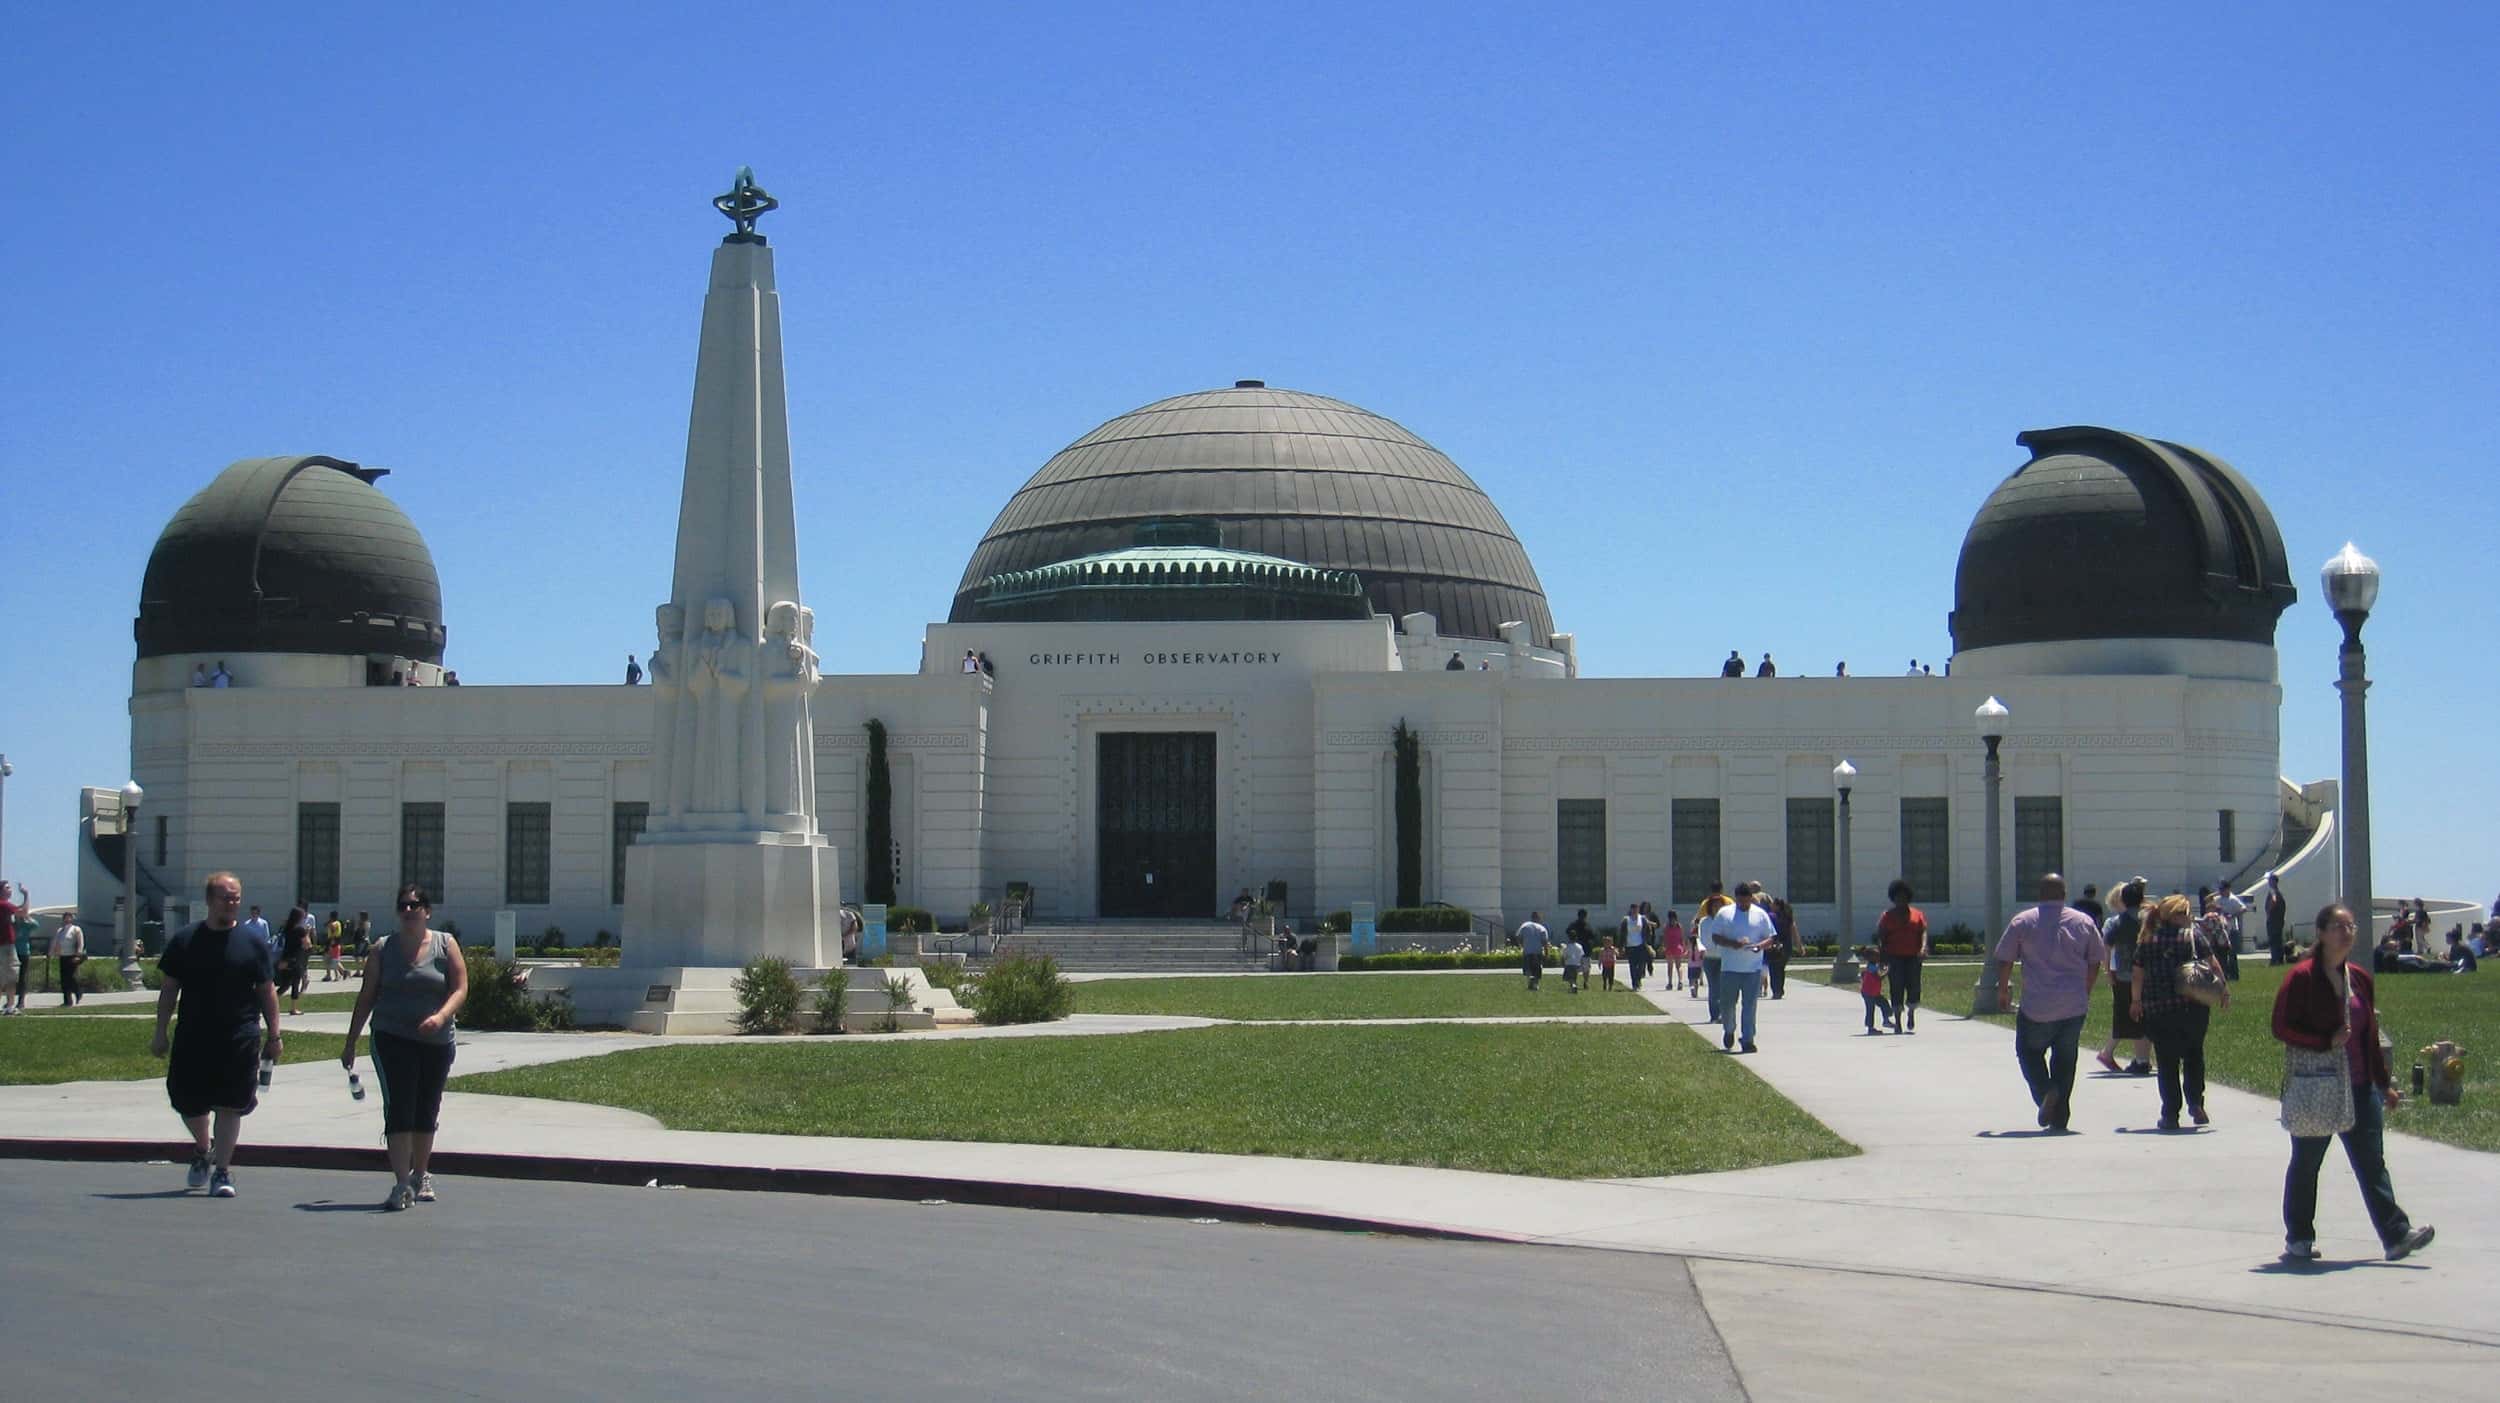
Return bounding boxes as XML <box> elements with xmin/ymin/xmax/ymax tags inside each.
<box><xmin>167</xmin><ymin>1032</ymin><xmax>261</xmax><ymax>1118</ymax></box>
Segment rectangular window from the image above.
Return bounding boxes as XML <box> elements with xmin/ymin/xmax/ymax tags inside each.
<box><xmin>296</xmin><ymin>803</ymin><xmax>341</xmax><ymax>905</ymax></box>
<box><xmin>154</xmin><ymin>814</ymin><xmax>168</xmax><ymax>867</ymax></box>
<box><xmin>1900</xmin><ymin>797</ymin><xmax>1951</xmax><ymax>904</ymax></box>
<box><xmin>1671</xmin><ymin>799</ymin><xmax>1722</xmax><ymax>907</ymax></box>
<box><xmin>611</xmin><ymin>801</ymin><xmax>650</xmax><ymax>905</ymax></box>
<box><xmin>1784</xmin><ymin>797</ymin><xmax>1836</xmax><ymax>903</ymax></box>
<box><xmin>1556</xmin><ymin>799</ymin><xmax>1607</xmax><ymax>905</ymax></box>
<box><xmin>2218</xmin><ymin>809</ymin><xmax>2236</xmax><ymax>865</ymax></box>
<box><xmin>401</xmin><ymin>803</ymin><xmax>446</xmax><ymax>903</ymax></box>
<box><xmin>2015</xmin><ymin>797</ymin><xmax>2065</xmax><ymax>895</ymax></box>
<box><xmin>505</xmin><ymin>802</ymin><xmax>552</xmax><ymax>906</ymax></box>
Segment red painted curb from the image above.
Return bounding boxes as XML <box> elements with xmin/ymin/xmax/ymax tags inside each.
<box><xmin>0</xmin><ymin>1137</ymin><xmax>1526</xmax><ymax>1245</ymax></box>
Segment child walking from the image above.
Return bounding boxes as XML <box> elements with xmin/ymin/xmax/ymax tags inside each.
<box><xmin>1659</xmin><ymin>910</ymin><xmax>1687</xmax><ymax>990</ymax></box>
<box><xmin>1598</xmin><ymin>939</ymin><xmax>1618</xmax><ymax>992</ymax></box>
<box><xmin>1858</xmin><ymin>947</ymin><xmax>1896</xmax><ymax>1033</ymax></box>
<box><xmin>1562</xmin><ymin>935</ymin><xmax>1587</xmax><ymax>993</ymax></box>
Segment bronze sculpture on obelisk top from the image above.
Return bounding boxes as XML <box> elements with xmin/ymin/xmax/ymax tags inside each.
<box><xmin>619</xmin><ymin>169</ymin><xmax>840</xmax><ymax>969</ymax></box>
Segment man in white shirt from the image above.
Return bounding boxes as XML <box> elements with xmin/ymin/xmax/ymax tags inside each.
<box><xmin>1622</xmin><ymin>904</ymin><xmax>1650</xmax><ymax>990</ymax></box>
<box><xmin>239</xmin><ymin>905</ymin><xmax>273</xmax><ymax>953</ymax></box>
<box><xmin>54</xmin><ymin>915</ymin><xmax>88</xmax><ymax>1006</ymax></box>
<box><xmin>1702</xmin><ymin>881</ymin><xmax>1778</xmax><ymax>1052</ymax></box>
<box><xmin>1515</xmin><ymin>912</ymin><xmax>1550</xmax><ymax>991</ymax></box>
<box><xmin>2216</xmin><ymin>881</ymin><xmax>2249</xmax><ymax>981</ymax></box>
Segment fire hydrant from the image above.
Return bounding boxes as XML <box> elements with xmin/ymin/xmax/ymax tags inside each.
<box><xmin>2421</xmin><ymin>1040</ymin><xmax>2466</xmax><ymax>1106</ymax></box>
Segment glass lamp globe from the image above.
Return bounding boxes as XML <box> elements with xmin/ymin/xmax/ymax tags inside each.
<box><xmin>2321</xmin><ymin>541</ymin><xmax>2380</xmax><ymax>616</ymax></box>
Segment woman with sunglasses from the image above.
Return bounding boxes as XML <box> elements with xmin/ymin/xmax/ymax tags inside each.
<box><xmin>342</xmin><ymin>885</ymin><xmax>467</xmax><ymax>1210</ymax></box>
<box><xmin>2271</xmin><ymin>904</ymin><xmax>2435</xmax><ymax>1263</ymax></box>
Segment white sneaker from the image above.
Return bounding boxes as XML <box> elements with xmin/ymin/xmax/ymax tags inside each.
<box><xmin>386</xmin><ymin>1181</ymin><xmax>413</xmax><ymax>1212</ymax></box>
<box><xmin>2281</xmin><ymin>1239</ymin><xmax>2318</xmax><ymax>1261</ymax></box>
<box><xmin>186</xmin><ymin>1153</ymin><xmax>210</xmax><ymax>1190</ymax></box>
<box><xmin>209</xmin><ymin>1168</ymin><xmax>236</xmax><ymax>1199</ymax></box>
<box><xmin>413</xmin><ymin>1173</ymin><xmax>436</xmax><ymax>1203</ymax></box>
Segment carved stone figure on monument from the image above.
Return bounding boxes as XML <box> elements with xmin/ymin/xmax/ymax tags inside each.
<box><xmin>689</xmin><ymin>596</ymin><xmax>749</xmax><ymax>814</ymax></box>
<box><xmin>797</xmin><ymin>606</ymin><xmax>819</xmax><ymax>813</ymax></box>
<box><xmin>648</xmin><ymin>602</ymin><xmax>689</xmax><ymax>818</ymax></box>
<box><xmin>762</xmin><ymin>600</ymin><xmax>819</xmax><ymax>821</ymax></box>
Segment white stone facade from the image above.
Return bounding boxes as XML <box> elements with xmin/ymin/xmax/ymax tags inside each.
<box><xmin>101</xmin><ymin>617</ymin><xmax>2300</xmax><ymax>947</ymax></box>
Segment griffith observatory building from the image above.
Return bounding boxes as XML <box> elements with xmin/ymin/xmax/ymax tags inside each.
<box><xmin>80</xmin><ymin>195</ymin><xmax>2340</xmax><ymax>953</ymax></box>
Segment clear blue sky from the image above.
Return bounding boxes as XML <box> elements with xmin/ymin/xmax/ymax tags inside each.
<box><xmin>3</xmin><ymin>3</ymin><xmax>2492</xmax><ymax>912</ymax></box>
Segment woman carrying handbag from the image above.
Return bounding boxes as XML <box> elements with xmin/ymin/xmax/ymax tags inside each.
<box><xmin>2271</xmin><ymin>904</ymin><xmax>2436</xmax><ymax>1264</ymax></box>
<box><xmin>2130</xmin><ymin>894</ymin><xmax>2228</xmax><ymax>1129</ymax></box>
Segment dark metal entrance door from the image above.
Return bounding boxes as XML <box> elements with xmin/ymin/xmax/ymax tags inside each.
<box><xmin>1097</xmin><ymin>732</ymin><xmax>1217</xmax><ymax>918</ymax></box>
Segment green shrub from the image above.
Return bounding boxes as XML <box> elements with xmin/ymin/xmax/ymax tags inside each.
<box><xmin>917</xmin><ymin>959</ymin><xmax>965</xmax><ymax>992</ymax></box>
<box><xmin>732</xmin><ymin>956</ymin><xmax>803</xmax><ymax>1035</ymax></box>
<box><xmin>882</xmin><ymin>906</ymin><xmax>935</xmax><ymax>934</ymax></box>
<box><xmin>812</xmin><ymin>966</ymin><xmax>850</xmax><ymax>1034</ymax></box>
<box><xmin>1325</xmin><ymin>906</ymin><xmax>1474</xmax><ymax>934</ymax></box>
<box><xmin>1341</xmin><ymin>949</ymin><xmax>1557</xmax><ymax>971</ymax></box>
<box><xmin>580</xmin><ymin>945</ymin><xmax>621</xmax><ymax>968</ymax></box>
<box><xmin>535</xmin><ymin>925</ymin><xmax>567</xmax><ymax>955</ymax></box>
<box><xmin>878</xmin><ymin>971</ymin><xmax>915</xmax><ymax>1033</ymax></box>
<box><xmin>967</xmin><ymin>950</ymin><xmax>1071</xmax><ymax>1025</ymax></box>
<box><xmin>461</xmin><ymin>953</ymin><xmax>576</xmax><ymax>1032</ymax></box>
<box><xmin>30</xmin><ymin>959</ymin><xmax>133</xmax><ymax>994</ymax></box>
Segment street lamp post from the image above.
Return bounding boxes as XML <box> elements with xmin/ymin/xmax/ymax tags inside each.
<box><xmin>0</xmin><ymin>754</ymin><xmax>13</xmax><ymax>890</ymax></box>
<box><xmin>2322</xmin><ymin>543</ymin><xmax>2380</xmax><ymax>943</ymax></box>
<box><xmin>1829</xmin><ymin>760</ymin><xmax>1858</xmax><ymax>984</ymax></box>
<box><xmin>120</xmin><ymin>780</ymin><xmax>146</xmax><ymax>982</ymax></box>
<box><xmin>1971</xmin><ymin>698</ymin><xmax>2010</xmax><ymax>1014</ymax></box>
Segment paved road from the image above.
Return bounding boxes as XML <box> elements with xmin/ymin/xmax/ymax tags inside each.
<box><xmin>10</xmin><ymin>1162</ymin><xmax>1738</xmax><ymax>1402</ymax></box>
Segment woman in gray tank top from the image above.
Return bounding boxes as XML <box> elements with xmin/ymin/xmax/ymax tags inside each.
<box><xmin>342</xmin><ymin>884</ymin><xmax>468</xmax><ymax>1210</ymax></box>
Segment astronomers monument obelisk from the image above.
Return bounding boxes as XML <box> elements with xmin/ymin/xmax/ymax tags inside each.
<box><xmin>618</xmin><ymin>169</ymin><xmax>841</xmax><ymax>970</ymax></box>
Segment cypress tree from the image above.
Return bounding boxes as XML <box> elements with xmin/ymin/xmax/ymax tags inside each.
<box><xmin>865</xmin><ymin>718</ymin><xmax>895</xmax><ymax>904</ymax></box>
<box><xmin>1393</xmin><ymin>719</ymin><xmax>1422</xmax><ymax>908</ymax></box>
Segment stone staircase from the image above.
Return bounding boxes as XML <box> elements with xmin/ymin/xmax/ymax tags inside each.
<box><xmin>979</xmin><ymin>920</ymin><xmax>1274</xmax><ymax>973</ymax></box>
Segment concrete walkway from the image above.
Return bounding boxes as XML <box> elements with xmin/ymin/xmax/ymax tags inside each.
<box><xmin>6</xmin><ymin>977</ymin><xmax>2494</xmax><ymax>1390</ymax></box>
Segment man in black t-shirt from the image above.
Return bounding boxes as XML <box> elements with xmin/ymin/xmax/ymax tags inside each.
<box><xmin>151</xmin><ymin>871</ymin><xmax>280</xmax><ymax>1198</ymax></box>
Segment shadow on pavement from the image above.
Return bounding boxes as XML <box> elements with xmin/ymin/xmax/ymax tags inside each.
<box><xmin>295</xmin><ymin>1201</ymin><xmax>390</xmax><ymax>1213</ymax></box>
<box><xmin>2250</xmin><ymin>1258</ymin><xmax>2427</xmax><ymax>1276</ymax></box>
<box><xmin>91</xmin><ymin>1190</ymin><xmax>193</xmax><ymax>1200</ymax></box>
<box><xmin>1974</xmin><ymin>1128</ymin><xmax>2078</xmax><ymax>1139</ymax></box>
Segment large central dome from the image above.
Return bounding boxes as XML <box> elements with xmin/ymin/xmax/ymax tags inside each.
<box><xmin>950</xmin><ymin>383</ymin><xmax>1554</xmax><ymax>644</ymax></box>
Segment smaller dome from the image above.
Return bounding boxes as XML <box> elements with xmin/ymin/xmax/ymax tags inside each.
<box><xmin>135</xmin><ymin>456</ymin><xmax>447</xmax><ymax>662</ymax></box>
<box><xmin>1951</xmin><ymin>428</ymin><xmax>2296</xmax><ymax>652</ymax></box>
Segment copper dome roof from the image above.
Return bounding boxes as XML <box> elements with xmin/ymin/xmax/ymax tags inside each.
<box><xmin>950</xmin><ymin>384</ymin><xmax>1554</xmax><ymax>644</ymax></box>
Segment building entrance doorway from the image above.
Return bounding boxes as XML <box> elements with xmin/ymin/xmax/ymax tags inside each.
<box><xmin>1097</xmin><ymin>731</ymin><xmax>1217</xmax><ymax>918</ymax></box>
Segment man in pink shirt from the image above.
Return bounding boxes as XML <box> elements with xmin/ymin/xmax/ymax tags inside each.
<box><xmin>1993</xmin><ymin>873</ymin><xmax>2108</xmax><ymax>1131</ymax></box>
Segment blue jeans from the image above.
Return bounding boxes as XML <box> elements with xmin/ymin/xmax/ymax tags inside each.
<box><xmin>1719</xmin><ymin>969</ymin><xmax>1761</xmax><ymax>1043</ymax></box>
<box><xmin>2284</xmin><ymin>1080</ymin><xmax>2411</xmax><ymax>1247</ymax></box>
<box><xmin>2015</xmin><ymin>1012</ymin><xmax>2086</xmax><ymax>1125</ymax></box>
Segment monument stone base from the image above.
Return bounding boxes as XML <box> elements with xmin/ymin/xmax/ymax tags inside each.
<box><xmin>621</xmin><ymin>833</ymin><xmax>841</xmax><ymax>969</ymax></box>
<box><xmin>529</xmin><ymin>964</ymin><xmax>964</xmax><ymax>1035</ymax></box>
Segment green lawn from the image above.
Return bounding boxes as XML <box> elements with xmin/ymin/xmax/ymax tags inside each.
<box><xmin>0</xmin><ymin>1017</ymin><xmax>348</xmax><ymax>1086</ymax></box>
<box><xmin>1925</xmin><ymin>961</ymin><xmax>2500</xmax><ymax>1152</ymax></box>
<box><xmin>452</xmin><ymin>1023</ymin><xmax>1855</xmax><ymax>1179</ymax></box>
<box><xmin>1069</xmin><ymin>972</ymin><xmax>1662</xmax><ymax>1021</ymax></box>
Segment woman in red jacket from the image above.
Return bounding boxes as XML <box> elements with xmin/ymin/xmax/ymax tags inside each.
<box><xmin>2271</xmin><ymin>904</ymin><xmax>2436</xmax><ymax>1263</ymax></box>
